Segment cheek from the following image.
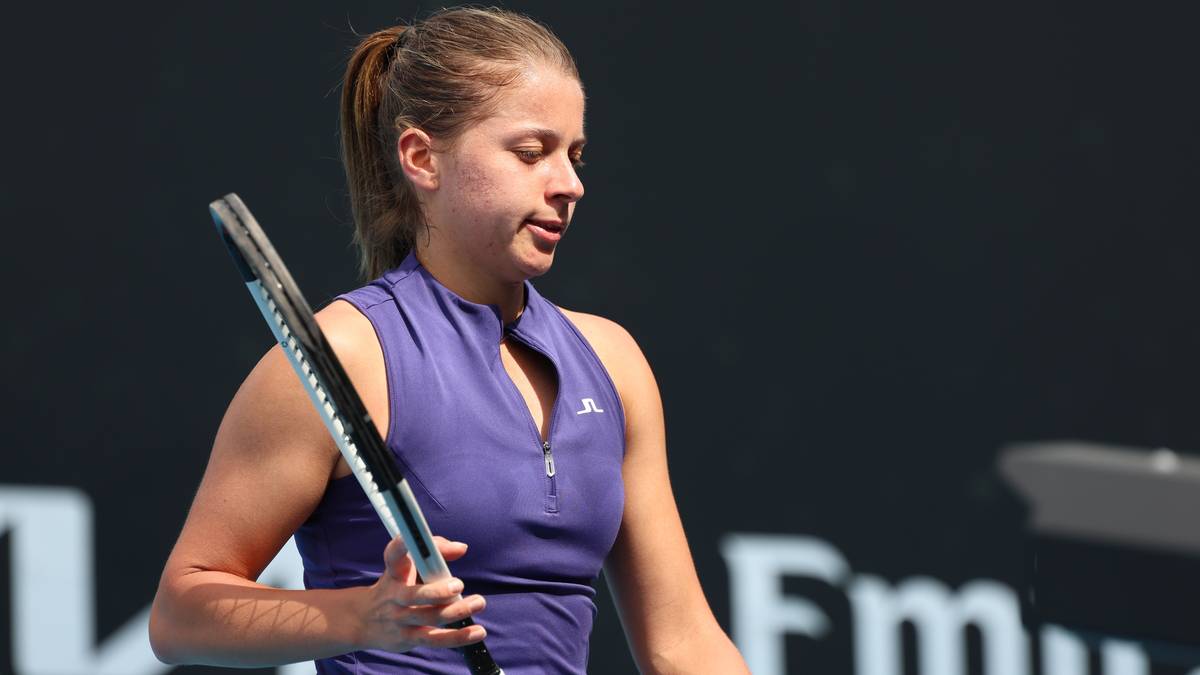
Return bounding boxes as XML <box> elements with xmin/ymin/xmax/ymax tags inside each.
<box><xmin>451</xmin><ymin>159</ymin><xmax>531</xmax><ymax>226</ymax></box>
<box><xmin>453</xmin><ymin>163</ymin><xmax>494</xmax><ymax>205</ymax></box>
<box><xmin>449</xmin><ymin>161</ymin><xmax>507</xmax><ymax>222</ymax></box>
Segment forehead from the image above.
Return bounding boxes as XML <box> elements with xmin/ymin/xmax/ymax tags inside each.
<box><xmin>474</xmin><ymin>65</ymin><xmax>587</xmax><ymax>144</ymax></box>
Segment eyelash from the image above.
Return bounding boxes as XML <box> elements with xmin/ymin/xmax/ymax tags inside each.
<box><xmin>516</xmin><ymin>150</ymin><xmax>586</xmax><ymax>169</ymax></box>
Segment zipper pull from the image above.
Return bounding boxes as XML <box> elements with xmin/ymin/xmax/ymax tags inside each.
<box><xmin>542</xmin><ymin>441</ymin><xmax>556</xmax><ymax>477</ymax></box>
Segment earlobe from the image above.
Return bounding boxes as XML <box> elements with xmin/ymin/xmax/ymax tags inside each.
<box><xmin>397</xmin><ymin>128</ymin><xmax>439</xmax><ymax>191</ymax></box>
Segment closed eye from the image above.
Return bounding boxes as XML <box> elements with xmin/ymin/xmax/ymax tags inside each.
<box><xmin>515</xmin><ymin>150</ymin><xmax>586</xmax><ymax>170</ymax></box>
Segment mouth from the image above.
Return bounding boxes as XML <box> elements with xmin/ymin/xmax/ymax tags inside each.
<box><xmin>524</xmin><ymin>219</ymin><xmax>565</xmax><ymax>244</ymax></box>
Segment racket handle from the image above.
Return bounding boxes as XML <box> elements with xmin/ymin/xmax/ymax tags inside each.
<box><xmin>447</xmin><ymin>617</ymin><xmax>504</xmax><ymax>674</ymax></box>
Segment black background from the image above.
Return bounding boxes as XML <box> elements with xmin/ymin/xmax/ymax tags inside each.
<box><xmin>2</xmin><ymin>1</ymin><xmax>1199</xmax><ymax>673</ymax></box>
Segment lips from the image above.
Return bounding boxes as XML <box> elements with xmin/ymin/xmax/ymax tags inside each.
<box><xmin>524</xmin><ymin>219</ymin><xmax>565</xmax><ymax>244</ymax></box>
<box><xmin>526</xmin><ymin>219</ymin><xmax>564</xmax><ymax>232</ymax></box>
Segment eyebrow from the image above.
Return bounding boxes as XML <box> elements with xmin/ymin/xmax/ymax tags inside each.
<box><xmin>509</xmin><ymin>126</ymin><xmax>587</xmax><ymax>147</ymax></box>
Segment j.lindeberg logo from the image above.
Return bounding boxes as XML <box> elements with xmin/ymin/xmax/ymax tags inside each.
<box><xmin>576</xmin><ymin>398</ymin><xmax>604</xmax><ymax>415</ymax></box>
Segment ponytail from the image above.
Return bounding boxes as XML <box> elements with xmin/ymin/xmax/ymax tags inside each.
<box><xmin>340</xmin><ymin>27</ymin><xmax>420</xmax><ymax>280</ymax></box>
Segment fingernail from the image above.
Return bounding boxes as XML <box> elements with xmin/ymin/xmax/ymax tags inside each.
<box><xmin>469</xmin><ymin>595</ymin><xmax>486</xmax><ymax>611</ymax></box>
<box><xmin>448</xmin><ymin>578</ymin><xmax>464</xmax><ymax>594</ymax></box>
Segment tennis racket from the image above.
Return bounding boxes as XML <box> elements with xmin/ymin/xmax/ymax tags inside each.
<box><xmin>209</xmin><ymin>193</ymin><xmax>503</xmax><ymax>675</ymax></box>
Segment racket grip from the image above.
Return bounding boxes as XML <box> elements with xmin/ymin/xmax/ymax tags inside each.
<box><xmin>446</xmin><ymin>617</ymin><xmax>503</xmax><ymax>674</ymax></box>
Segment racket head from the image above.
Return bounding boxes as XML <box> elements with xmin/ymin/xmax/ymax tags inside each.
<box><xmin>209</xmin><ymin>195</ymin><xmax>322</xmax><ymax>350</ymax></box>
<box><xmin>208</xmin><ymin>193</ymin><xmax>416</xmax><ymax>540</ymax></box>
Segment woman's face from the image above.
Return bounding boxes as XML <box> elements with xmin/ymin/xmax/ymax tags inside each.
<box><xmin>425</xmin><ymin>63</ymin><xmax>586</xmax><ymax>283</ymax></box>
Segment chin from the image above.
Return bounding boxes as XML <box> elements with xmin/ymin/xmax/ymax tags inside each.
<box><xmin>514</xmin><ymin>248</ymin><xmax>556</xmax><ymax>280</ymax></box>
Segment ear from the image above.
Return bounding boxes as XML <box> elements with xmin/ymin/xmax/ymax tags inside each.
<box><xmin>397</xmin><ymin>128</ymin><xmax>438</xmax><ymax>191</ymax></box>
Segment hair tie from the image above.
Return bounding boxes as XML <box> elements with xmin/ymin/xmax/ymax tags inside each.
<box><xmin>394</xmin><ymin>26</ymin><xmax>413</xmax><ymax>52</ymax></box>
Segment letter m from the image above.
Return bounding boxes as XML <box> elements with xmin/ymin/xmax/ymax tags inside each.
<box><xmin>850</xmin><ymin>575</ymin><xmax>1028</xmax><ymax>675</ymax></box>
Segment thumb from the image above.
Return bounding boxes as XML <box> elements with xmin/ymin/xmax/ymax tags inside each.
<box><xmin>433</xmin><ymin>535</ymin><xmax>469</xmax><ymax>562</ymax></box>
<box><xmin>382</xmin><ymin>535</ymin><xmax>414</xmax><ymax>581</ymax></box>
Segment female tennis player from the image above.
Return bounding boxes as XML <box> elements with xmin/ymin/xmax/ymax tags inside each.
<box><xmin>149</xmin><ymin>7</ymin><xmax>748</xmax><ymax>673</ymax></box>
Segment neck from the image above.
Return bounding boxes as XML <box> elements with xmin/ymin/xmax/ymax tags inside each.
<box><xmin>414</xmin><ymin>242</ymin><xmax>527</xmax><ymax>326</ymax></box>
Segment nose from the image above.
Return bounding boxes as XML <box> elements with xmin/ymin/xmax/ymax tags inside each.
<box><xmin>547</xmin><ymin>153</ymin><xmax>584</xmax><ymax>203</ymax></box>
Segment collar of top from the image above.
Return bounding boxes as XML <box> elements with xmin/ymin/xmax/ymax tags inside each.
<box><xmin>390</xmin><ymin>251</ymin><xmax>553</xmax><ymax>355</ymax></box>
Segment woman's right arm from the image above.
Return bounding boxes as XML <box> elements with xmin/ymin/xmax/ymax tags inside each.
<box><xmin>148</xmin><ymin>301</ymin><xmax>486</xmax><ymax>666</ymax></box>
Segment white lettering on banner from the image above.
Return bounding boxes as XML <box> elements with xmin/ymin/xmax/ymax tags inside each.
<box><xmin>2</xmin><ymin>490</ymin><xmax>1186</xmax><ymax>675</ymax></box>
<box><xmin>850</xmin><ymin>575</ymin><xmax>1027</xmax><ymax>675</ymax></box>
<box><xmin>719</xmin><ymin>534</ymin><xmax>850</xmax><ymax>674</ymax></box>
<box><xmin>721</xmin><ymin>533</ymin><xmax>1156</xmax><ymax>675</ymax></box>
<box><xmin>0</xmin><ymin>485</ymin><xmax>308</xmax><ymax>675</ymax></box>
<box><xmin>1041</xmin><ymin>625</ymin><xmax>1153</xmax><ymax>675</ymax></box>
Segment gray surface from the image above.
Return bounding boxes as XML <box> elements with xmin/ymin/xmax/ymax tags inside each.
<box><xmin>1001</xmin><ymin>441</ymin><xmax>1200</xmax><ymax>555</ymax></box>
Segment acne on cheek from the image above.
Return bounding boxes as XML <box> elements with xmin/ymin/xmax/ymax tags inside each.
<box><xmin>453</xmin><ymin>162</ymin><xmax>498</xmax><ymax>210</ymax></box>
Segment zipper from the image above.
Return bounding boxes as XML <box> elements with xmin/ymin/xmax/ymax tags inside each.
<box><xmin>501</xmin><ymin>330</ymin><xmax>561</xmax><ymax>513</ymax></box>
<box><xmin>543</xmin><ymin>441</ymin><xmax>559</xmax><ymax>513</ymax></box>
<box><xmin>542</xmin><ymin>441</ymin><xmax>557</xmax><ymax>477</ymax></box>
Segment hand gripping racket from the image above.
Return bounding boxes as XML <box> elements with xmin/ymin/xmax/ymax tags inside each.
<box><xmin>209</xmin><ymin>193</ymin><xmax>504</xmax><ymax>675</ymax></box>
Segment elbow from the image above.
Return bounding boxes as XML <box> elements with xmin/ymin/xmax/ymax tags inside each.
<box><xmin>643</xmin><ymin>623</ymin><xmax>749</xmax><ymax>675</ymax></box>
<box><xmin>148</xmin><ymin>593</ymin><xmax>186</xmax><ymax>665</ymax></box>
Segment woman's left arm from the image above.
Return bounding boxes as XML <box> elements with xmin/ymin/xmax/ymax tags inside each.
<box><xmin>564</xmin><ymin>311</ymin><xmax>749</xmax><ymax>674</ymax></box>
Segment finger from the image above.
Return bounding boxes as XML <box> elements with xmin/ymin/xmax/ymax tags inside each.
<box><xmin>383</xmin><ymin>536</ymin><xmax>409</xmax><ymax>564</ymax></box>
<box><xmin>395</xmin><ymin>577</ymin><xmax>467</xmax><ymax>606</ymax></box>
<box><xmin>403</xmin><ymin>622</ymin><xmax>487</xmax><ymax>649</ymax></box>
<box><xmin>390</xmin><ymin>536</ymin><xmax>465</xmax><ymax>565</ymax></box>
<box><xmin>393</xmin><ymin>594</ymin><xmax>486</xmax><ymax>627</ymax></box>
<box><xmin>382</xmin><ymin>537</ymin><xmax>414</xmax><ymax>581</ymax></box>
<box><xmin>434</xmin><ymin>536</ymin><xmax>469</xmax><ymax>562</ymax></box>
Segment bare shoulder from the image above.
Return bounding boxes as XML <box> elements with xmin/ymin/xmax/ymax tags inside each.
<box><xmin>315</xmin><ymin>298</ymin><xmax>379</xmax><ymax>354</ymax></box>
<box><xmin>558</xmin><ymin>307</ymin><xmax>642</xmax><ymax>364</ymax></box>
<box><xmin>557</xmin><ymin>307</ymin><xmax>657</xmax><ymax>409</ymax></box>
<box><xmin>314</xmin><ymin>299</ymin><xmax>389</xmax><ymax>449</ymax></box>
<box><xmin>206</xmin><ymin>298</ymin><xmax>383</xmax><ymax>480</ymax></box>
<box><xmin>558</xmin><ymin>306</ymin><xmax>632</xmax><ymax>348</ymax></box>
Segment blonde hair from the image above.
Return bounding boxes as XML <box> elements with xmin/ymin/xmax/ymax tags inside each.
<box><xmin>340</xmin><ymin>6</ymin><xmax>579</xmax><ymax>280</ymax></box>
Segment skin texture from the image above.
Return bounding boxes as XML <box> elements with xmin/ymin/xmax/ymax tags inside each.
<box><xmin>149</xmin><ymin>61</ymin><xmax>748</xmax><ymax>673</ymax></box>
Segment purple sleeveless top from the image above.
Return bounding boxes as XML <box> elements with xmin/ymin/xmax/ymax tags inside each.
<box><xmin>293</xmin><ymin>252</ymin><xmax>626</xmax><ymax>674</ymax></box>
